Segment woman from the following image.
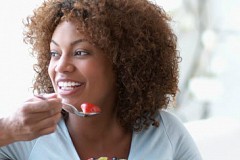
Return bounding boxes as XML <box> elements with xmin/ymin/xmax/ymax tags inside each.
<box><xmin>0</xmin><ymin>0</ymin><xmax>202</xmax><ymax>159</ymax></box>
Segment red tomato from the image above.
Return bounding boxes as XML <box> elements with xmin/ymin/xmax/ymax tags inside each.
<box><xmin>81</xmin><ymin>103</ymin><xmax>101</xmax><ymax>114</ymax></box>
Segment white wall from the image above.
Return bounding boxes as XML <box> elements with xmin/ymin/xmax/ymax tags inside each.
<box><xmin>0</xmin><ymin>1</ymin><xmax>42</xmax><ymax>116</ymax></box>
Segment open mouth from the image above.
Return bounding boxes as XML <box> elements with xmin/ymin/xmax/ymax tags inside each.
<box><xmin>58</xmin><ymin>81</ymin><xmax>82</xmax><ymax>90</ymax></box>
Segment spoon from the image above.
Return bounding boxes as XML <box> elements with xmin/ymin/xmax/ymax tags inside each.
<box><xmin>62</xmin><ymin>102</ymin><xmax>100</xmax><ymax>117</ymax></box>
<box><xmin>35</xmin><ymin>95</ymin><xmax>101</xmax><ymax>117</ymax></box>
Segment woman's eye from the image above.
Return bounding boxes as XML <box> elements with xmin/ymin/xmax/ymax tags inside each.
<box><xmin>74</xmin><ymin>50</ymin><xmax>89</xmax><ymax>56</ymax></box>
<box><xmin>49</xmin><ymin>51</ymin><xmax>59</xmax><ymax>57</ymax></box>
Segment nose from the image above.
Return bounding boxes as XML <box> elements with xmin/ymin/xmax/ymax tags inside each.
<box><xmin>54</xmin><ymin>55</ymin><xmax>75</xmax><ymax>73</ymax></box>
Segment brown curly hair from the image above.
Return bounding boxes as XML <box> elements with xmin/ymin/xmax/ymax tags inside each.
<box><xmin>24</xmin><ymin>0</ymin><xmax>180</xmax><ymax>132</ymax></box>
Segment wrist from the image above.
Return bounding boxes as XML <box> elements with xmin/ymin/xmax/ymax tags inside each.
<box><xmin>0</xmin><ymin>117</ymin><xmax>15</xmax><ymax>146</ymax></box>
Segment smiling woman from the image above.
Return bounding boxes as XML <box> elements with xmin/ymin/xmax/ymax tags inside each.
<box><xmin>0</xmin><ymin>0</ymin><xmax>201</xmax><ymax>159</ymax></box>
<box><xmin>48</xmin><ymin>21</ymin><xmax>116</xmax><ymax>112</ymax></box>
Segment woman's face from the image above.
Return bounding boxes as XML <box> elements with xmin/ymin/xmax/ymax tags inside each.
<box><xmin>48</xmin><ymin>21</ymin><xmax>116</xmax><ymax>110</ymax></box>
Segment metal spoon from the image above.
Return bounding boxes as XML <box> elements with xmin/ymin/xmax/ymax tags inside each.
<box><xmin>35</xmin><ymin>95</ymin><xmax>100</xmax><ymax>117</ymax></box>
<box><xmin>61</xmin><ymin>102</ymin><xmax>100</xmax><ymax>117</ymax></box>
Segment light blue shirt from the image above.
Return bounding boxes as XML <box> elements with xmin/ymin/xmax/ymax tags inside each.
<box><xmin>0</xmin><ymin>111</ymin><xmax>202</xmax><ymax>160</ymax></box>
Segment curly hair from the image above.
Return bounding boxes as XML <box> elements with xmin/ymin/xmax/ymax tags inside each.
<box><xmin>24</xmin><ymin>0</ymin><xmax>180</xmax><ymax>132</ymax></box>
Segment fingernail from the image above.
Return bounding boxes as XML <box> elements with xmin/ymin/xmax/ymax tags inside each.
<box><xmin>35</xmin><ymin>94</ymin><xmax>46</xmax><ymax>100</ymax></box>
<box><xmin>42</xmin><ymin>93</ymin><xmax>57</xmax><ymax>98</ymax></box>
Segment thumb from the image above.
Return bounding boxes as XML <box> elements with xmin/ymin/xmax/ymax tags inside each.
<box><xmin>42</xmin><ymin>93</ymin><xmax>57</xmax><ymax>99</ymax></box>
<box><xmin>35</xmin><ymin>93</ymin><xmax>57</xmax><ymax>100</ymax></box>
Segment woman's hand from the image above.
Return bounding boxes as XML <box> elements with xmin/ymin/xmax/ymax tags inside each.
<box><xmin>0</xmin><ymin>93</ymin><xmax>62</xmax><ymax>146</ymax></box>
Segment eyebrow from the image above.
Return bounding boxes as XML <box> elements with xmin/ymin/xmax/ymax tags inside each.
<box><xmin>51</xmin><ymin>39</ymin><xmax>88</xmax><ymax>46</ymax></box>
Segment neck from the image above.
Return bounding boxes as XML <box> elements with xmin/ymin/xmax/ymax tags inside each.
<box><xmin>66</xmin><ymin>110</ymin><xmax>119</xmax><ymax>141</ymax></box>
<box><xmin>65</xmin><ymin>111</ymin><xmax>132</xmax><ymax>159</ymax></box>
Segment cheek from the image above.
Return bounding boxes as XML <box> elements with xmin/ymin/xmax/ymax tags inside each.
<box><xmin>93</xmin><ymin>64</ymin><xmax>115</xmax><ymax>88</ymax></box>
<box><xmin>80</xmin><ymin>63</ymin><xmax>101</xmax><ymax>80</ymax></box>
<box><xmin>89</xmin><ymin>59</ymin><xmax>110</xmax><ymax>75</ymax></box>
<box><xmin>81</xmin><ymin>60</ymin><xmax>114</xmax><ymax>85</ymax></box>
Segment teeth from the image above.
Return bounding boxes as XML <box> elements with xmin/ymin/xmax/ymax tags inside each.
<box><xmin>58</xmin><ymin>81</ymin><xmax>81</xmax><ymax>87</ymax></box>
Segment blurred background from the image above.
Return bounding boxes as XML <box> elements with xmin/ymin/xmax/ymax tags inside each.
<box><xmin>0</xmin><ymin>0</ymin><xmax>239</xmax><ymax>159</ymax></box>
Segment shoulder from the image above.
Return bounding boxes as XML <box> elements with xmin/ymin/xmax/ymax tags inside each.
<box><xmin>159</xmin><ymin>110</ymin><xmax>189</xmax><ymax>136</ymax></box>
<box><xmin>130</xmin><ymin>110</ymin><xmax>202</xmax><ymax>159</ymax></box>
<box><xmin>159</xmin><ymin>110</ymin><xmax>192</xmax><ymax>147</ymax></box>
<box><xmin>159</xmin><ymin>110</ymin><xmax>184</xmax><ymax>127</ymax></box>
<box><xmin>159</xmin><ymin>110</ymin><xmax>202</xmax><ymax>160</ymax></box>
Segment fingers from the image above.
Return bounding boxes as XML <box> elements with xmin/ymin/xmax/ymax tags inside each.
<box><xmin>23</xmin><ymin>98</ymin><xmax>62</xmax><ymax>114</ymax></box>
<box><xmin>26</xmin><ymin>93</ymin><xmax>58</xmax><ymax>102</ymax></box>
<box><xmin>28</xmin><ymin>109</ymin><xmax>60</xmax><ymax>122</ymax></box>
<box><xmin>33</xmin><ymin>112</ymin><xmax>62</xmax><ymax>133</ymax></box>
<box><xmin>4</xmin><ymin>94</ymin><xmax>64</xmax><ymax>142</ymax></box>
<box><xmin>15</xmin><ymin>100</ymin><xmax>61</xmax><ymax>137</ymax></box>
<box><xmin>20</xmin><ymin>106</ymin><xmax>61</xmax><ymax>124</ymax></box>
<box><xmin>23</xmin><ymin>112</ymin><xmax>62</xmax><ymax>140</ymax></box>
<box><xmin>35</xmin><ymin>93</ymin><xmax>58</xmax><ymax>100</ymax></box>
<box><xmin>11</xmin><ymin>107</ymin><xmax>62</xmax><ymax>141</ymax></box>
<box><xmin>18</xmin><ymin>97</ymin><xmax>63</xmax><ymax>124</ymax></box>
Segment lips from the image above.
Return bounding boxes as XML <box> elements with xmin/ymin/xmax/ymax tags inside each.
<box><xmin>58</xmin><ymin>81</ymin><xmax>82</xmax><ymax>90</ymax></box>
<box><xmin>56</xmin><ymin>79</ymin><xmax>85</xmax><ymax>95</ymax></box>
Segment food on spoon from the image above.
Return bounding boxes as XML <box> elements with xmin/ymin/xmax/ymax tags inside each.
<box><xmin>80</xmin><ymin>102</ymin><xmax>101</xmax><ymax>114</ymax></box>
<box><xmin>87</xmin><ymin>157</ymin><xmax>126</xmax><ymax>160</ymax></box>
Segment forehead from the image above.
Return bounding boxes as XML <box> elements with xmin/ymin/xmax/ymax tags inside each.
<box><xmin>52</xmin><ymin>21</ymin><xmax>83</xmax><ymax>40</ymax></box>
<box><xmin>50</xmin><ymin>20</ymin><xmax>96</xmax><ymax>49</ymax></box>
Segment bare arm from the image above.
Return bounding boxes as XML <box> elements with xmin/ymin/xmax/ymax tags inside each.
<box><xmin>0</xmin><ymin>117</ymin><xmax>15</xmax><ymax>146</ymax></box>
<box><xmin>0</xmin><ymin>93</ymin><xmax>62</xmax><ymax>147</ymax></box>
